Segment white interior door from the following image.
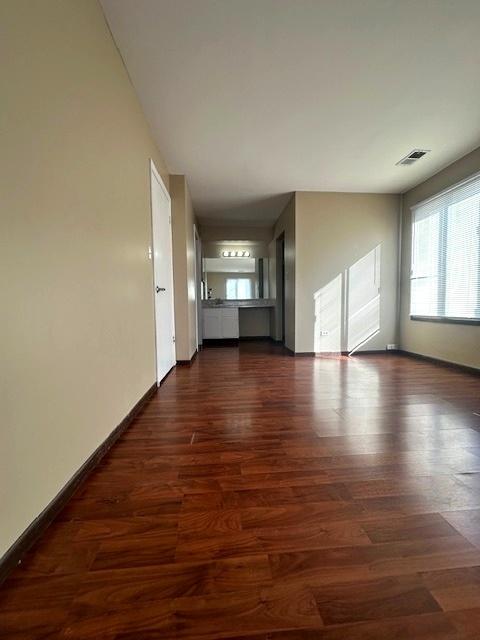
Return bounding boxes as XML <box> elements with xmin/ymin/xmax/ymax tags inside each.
<box><xmin>150</xmin><ymin>160</ymin><xmax>176</xmax><ymax>384</ymax></box>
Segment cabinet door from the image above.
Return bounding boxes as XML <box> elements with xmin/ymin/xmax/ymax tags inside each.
<box><xmin>203</xmin><ymin>309</ymin><xmax>222</xmax><ymax>338</ymax></box>
<box><xmin>221</xmin><ymin>308</ymin><xmax>239</xmax><ymax>338</ymax></box>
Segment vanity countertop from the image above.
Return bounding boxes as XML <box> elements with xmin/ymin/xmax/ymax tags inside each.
<box><xmin>203</xmin><ymin>299</ymin><xmax>275</xmax><ymax>309</ymax></box>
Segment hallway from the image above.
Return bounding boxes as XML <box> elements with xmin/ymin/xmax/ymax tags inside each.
<box><xmin>2</xmin><ymin>343</ymin><xmax>480</xmax><ymax>638</ymax></box>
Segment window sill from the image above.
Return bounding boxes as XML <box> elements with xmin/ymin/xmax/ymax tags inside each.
<box><xmin>410</xmin><ymin>315</ymin><xmax>480</xmax><ymax>326</ymax></box>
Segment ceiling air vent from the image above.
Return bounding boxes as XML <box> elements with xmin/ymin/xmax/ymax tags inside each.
<box><xmin>396</xmin><ymin>149</ymin><xmax>430</xmax><ymax>166</ymax></box>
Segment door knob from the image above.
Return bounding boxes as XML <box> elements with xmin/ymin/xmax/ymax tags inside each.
<box><xmin>156</xmin><ymin>286</ymin><xmax>166</xmax><ymax>293</ymax></box>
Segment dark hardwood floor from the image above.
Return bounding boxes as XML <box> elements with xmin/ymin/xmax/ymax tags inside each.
<box><xmin>2</xmin><ymin>341</ymin><xmax>480</xmax><ymax>639</ymax></box>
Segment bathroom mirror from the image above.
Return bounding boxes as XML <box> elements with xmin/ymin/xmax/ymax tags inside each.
<box><xmin>203</xmin><ymin>257</ymin><xmax>269</xmax><ymax>300</ymax></box>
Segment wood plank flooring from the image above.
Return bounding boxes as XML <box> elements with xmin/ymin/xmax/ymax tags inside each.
<box><xmin>1</xmin><ymin>341</ymin><xmax>480</xmax><ymax>639</ymax></box>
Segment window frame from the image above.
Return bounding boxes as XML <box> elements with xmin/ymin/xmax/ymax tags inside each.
<box><xmin>409</xmin><ymin>171</ymin><xmax>480</xmax><ymax>326</ymax></box>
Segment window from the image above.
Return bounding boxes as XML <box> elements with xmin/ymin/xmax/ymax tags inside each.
<box><xmin>226</xmin><ymin>277</ymin><xmax>252</xmax><ymax>300</ymax></box>
<box><xmin>410</xmin><ymin>173</ymin><xmax>480</xmax><ymax>322</ymax></box>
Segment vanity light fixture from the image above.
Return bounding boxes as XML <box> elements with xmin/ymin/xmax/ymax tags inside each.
<box><xmin>222</xmin><ymin>250</ymin><xmax>251</xmax><ymax>258</ymax></box>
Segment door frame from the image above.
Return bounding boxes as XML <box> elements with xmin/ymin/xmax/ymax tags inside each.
<box><xmin>276</xmin><ymin>232</ymin><xmax>286</xmax><ymax>344</ymax></box>
<box><xmin>149</xmin><ymin>159</ymin><xmax>176</xmax><ymax>385</ymax></box>
<box><xmin>193</xmin><ymin>223</ymin><xmax>202</xmax><ymax>349</ymax></box>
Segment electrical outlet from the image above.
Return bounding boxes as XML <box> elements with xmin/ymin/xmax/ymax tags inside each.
<box><xmin>321</xmin><ymin>330</ymin><xmax>329</xmax><ymax>336</ymax></box>
<box><xmin>386</xmin><ymin>344</ymin><xmax>397</xmax><ymax>350</ymax></box>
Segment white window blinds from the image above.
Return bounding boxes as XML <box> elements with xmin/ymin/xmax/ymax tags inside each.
<box><xmin>226</xmin><ymin>278</ymin><xmax>252</xmax><ymax>300</ymax></box>
<box><xmin>410</xmin><ymin>173</ymin><xmax>480</xmax><ymax>321</ymax></box>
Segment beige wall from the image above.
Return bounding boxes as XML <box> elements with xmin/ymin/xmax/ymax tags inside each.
<box><xmin>400</xmin><ymin>146</ymin><xmax>480</xmax><ymax>369</ymax></box>
<box><xmin>0</xmin><ymin>0</ymin><xmax>169</xmax><ymax>557</ymax></box>
<box><xmin>170</xmin><ymin>175</ymin><xmax>198</xmax><ymax>361</ymax></box>
<box><xmin>199</xmin><ymin>225</ymin><xmax>273</xmax><ymax>242</ymax></box>
<box><xmin>272</xmin><ymin>196</ymin><xmax>296</xmax><ymax>349</ymax></box>
<box><xmin>200</xmin><ymin>225</ymin><xmax>273</xmax><ymax>261</ymax></box>
<box><xmin>203</xmin><ymin>241</ymin><xmax>269</xmax><ymax>259</ymax></box>
<box><xmin>295</xmin><ymin>192</ymin><xmax>400</xmax><ymax>354</ymax></box>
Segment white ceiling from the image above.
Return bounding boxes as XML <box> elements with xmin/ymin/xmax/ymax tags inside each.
<box><xmin>101</xmin><ymin>0</ymin><xmax>480</xmax><ymax>226</ymax></box>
